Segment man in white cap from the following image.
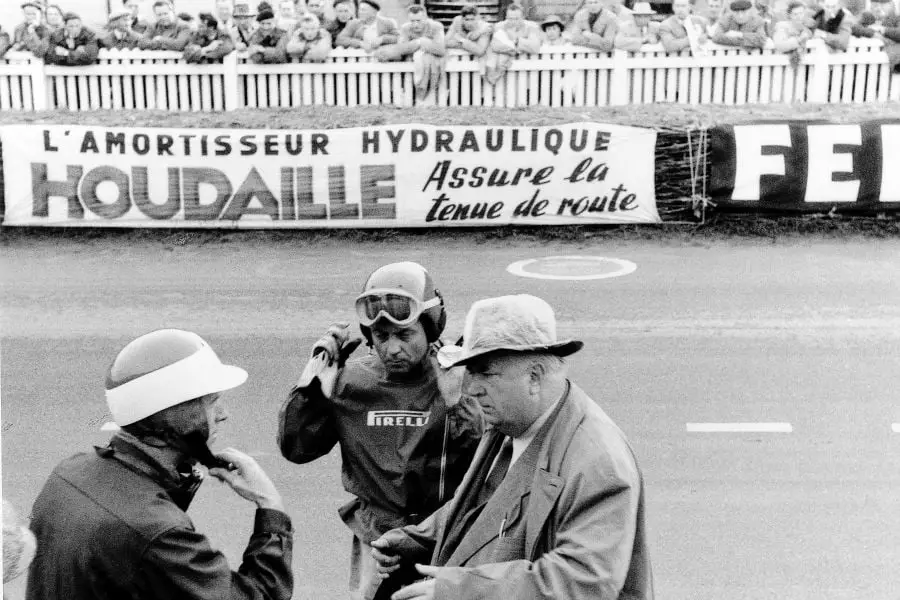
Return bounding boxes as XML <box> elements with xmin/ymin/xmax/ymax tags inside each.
<box><xmin>26</xmin><ymin>329</ymin><xmax>294</xmax><ymax>600</ymax></box>
<box><xmin>615</xmin><ymin>1</ymin><xmax>660</xmax><ymax>50</ymax></box>
<box><xmin>371</xmin><ymin>294</ymin><xmax>653</xmax><ymax>600</ymax></box>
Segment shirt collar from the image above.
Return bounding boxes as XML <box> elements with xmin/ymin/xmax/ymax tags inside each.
<box><xmin>510</xmin><ymin>381</ymin><xmax>568</xmax><ymax>466</ymax></box>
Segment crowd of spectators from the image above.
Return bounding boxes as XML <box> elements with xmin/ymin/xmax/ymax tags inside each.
<box><xmin>0</xmin><ymin>0</ymin><xmax>898</xmax><ymax>72</ymax></box>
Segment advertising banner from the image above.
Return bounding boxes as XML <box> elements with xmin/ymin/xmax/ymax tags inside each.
<box><xmin>709</xmin><ymin>120</ymin><xmax>900</xmax><ymax>213</ymax></box>
<box><xmin>0</xmin><ymin>123</ymin><xmax>660</xmax><ymax>228</ymax></box>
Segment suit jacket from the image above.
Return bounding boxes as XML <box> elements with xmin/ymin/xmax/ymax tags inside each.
<box><xmin>659</xmin><ymin>15</ymin><xmax>709</xmax><ymax>52</ymax></box>
<box><xmin>335</xmin><ymin>15</ymin><xmax>399</xmax><ymax>49</ymax></box>
<box><xmin>385</xmin><ymin>382</ymin><xmax>653</xmax><ymax>600</ymax></box>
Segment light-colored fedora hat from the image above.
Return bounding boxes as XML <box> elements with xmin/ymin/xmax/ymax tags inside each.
<box><xmin>437</xmin><ymin>294</ymin><xmax>583</xmax><ymax>368</ymax></box>
<box><xmin>632</xmin><ymin>1</ymin><xmax>657</xmax><ymax>14</ymax></box>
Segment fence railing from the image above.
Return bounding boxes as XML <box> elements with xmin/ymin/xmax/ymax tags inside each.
<box><xmin>1</xmin><ymin>38</ymin><xmax>897</xmax><ymax>111</ymax></box>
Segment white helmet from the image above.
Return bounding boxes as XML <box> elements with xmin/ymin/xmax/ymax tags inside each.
<box><xmin>105</xmin><ymin>329</ymin><xmax>248</xmax><ymax>427</ymax></box>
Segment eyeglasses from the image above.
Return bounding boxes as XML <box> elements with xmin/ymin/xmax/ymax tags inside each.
<box><xmin>355</xmin><ymin>291</ymin><xmax>440</xmax><ymax>327</ymax></box>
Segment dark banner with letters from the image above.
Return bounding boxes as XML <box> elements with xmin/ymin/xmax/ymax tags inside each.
<box><xmin>709</xmin><ymin>120</ymin><xmax>900</xmax><ymax>213</ymax></box>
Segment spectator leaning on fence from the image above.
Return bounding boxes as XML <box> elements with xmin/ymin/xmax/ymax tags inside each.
<box><xmin>616</xmin><ymin>1</ymin><xmax>660</xmax><ymax>50</ymax></box>
<box><xmin>124</xmin><ymin>0</ymin><xmax>150</xmax><ymax>34</ymax></box>
<box><xmin>698</xmin><ymin>0</ymin><xmax>725</xmax><ymax>29</ymax></box>
<box><xmin>278</xmin><ymin>0</ymin><xmax>299</xmax><ymax>33</ymax></box>
<box><xmin>247</xmin><ymin>9</ymin><xmax>289</xmax><ymax>62</ymax></box>
<box><xmin>811</xmin><ymin>0</ymin><xmax>853</xmax><ymax>50</ymax></box>
<box><xmin>325</xmin><ymin>0</ymin><xmax>356</xmax><ymax>47</ymax></box>
<box><xmin>44</xmin><ymin>13</ymin><xmax>99</xmax><ymax>66</ymax></box>
<box><xmin>659</xmin><ymin>0</ymin><xmax>709</xmax><ymax>53</ymax></box>
<box><xmin>569</xmin><ymin>0</ymin><xmax>620</xmax><ymax>51</ymax></box>
<box><xmin>0</xmin><ymin>26</ymin><xmax>11</xmax><ymax>58</ymax></box>
<box><xmin>712</xmin><ymin>0</ymin><xmax>768</xmax><ymax>47</ymax></box>
<box><xmin>445</xmin><ymin>4</ymin><xmax>493</xmax><ymax>56</ymax></box>
<box><xmin>184</xmin><ymin>12</ymin><xmax>235</xmax><ymax>62</ymax></box>
<box><xmin>229</xmin><ymin>2</ymin><xmax>258</xmax><ymax>49</ymax></box>
<box><xmin>773</xmin><ymin>0</ymin><xmax>813</xmax><ymax>64</ymax></box>
<box><xmin>484</xmin><ymin>4</ymin><xmax>541</xmax><ymax>84</ymax></box>
<box><xmin>304</xmin><ymin>0</ymin><xmax>329</xmax><ymax>25</ymax></box>
<box><xmin>217</xmin><ymin>0</ymin><xmax>237</xmax><ymax>32</ymax></box>
<box><xmin>540</xmin><ymin>14</ymin><xmax>569</xmax><ymax>45</ymax></box>
<box><xmin>852</xmin><ymin>0</ymin><xmax>900</xmax><ymax>70</ymax></box>
<box><xmin>140</xmin><ymin>1</ymin><xmax>192</xmax><ymax>50</ymax></box>
<box><xmin>12</xmin><ymin>2</ymin><xmax>50</xmax><ymax>56</ymax></box>
<box><xmin>101</xmin><ymin>9</ymin><xmax>143</xmax><ymax>49</ymax></box>
<box><xmin>46</xmin><ymin>5</ymin><xmax>65</xmax><ymax>35</ymax></box>
<box><xmin>379</xmin><ymin>4</ymin><xmax>446</xmax><ymax>96</ymax></box>
<box><xmin>336</xmin><ymin>0</ymin><xmax>399</xmax><ymax>52</ymax></box>
<box><xmin>178</xmin><ymin>13</ymin><xmax>198</xmax><ymax>31</ymax></box>
<box><xmin>286</xmin><ymin>13</ymin><xmax>332</xmax><ymax>60</ymax></box>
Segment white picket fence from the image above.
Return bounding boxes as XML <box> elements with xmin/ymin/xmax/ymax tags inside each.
<box><xmin>1</xmin><ymin>37</ymin><xmax>897</xmax><ymax>111</ymax></box>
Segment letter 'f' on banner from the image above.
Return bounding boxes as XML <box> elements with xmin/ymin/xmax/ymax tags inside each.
<box><xmin>732</xmin><ymin>125</ymin><xmax>791</xmax><ymax>202</ymax></box>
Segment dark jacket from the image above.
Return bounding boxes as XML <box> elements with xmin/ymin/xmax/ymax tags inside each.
<box><xmin>0</xmin><ymin>27</ymin><xmax>10</xmax><ymax>58</ymax></box>
<box><xmin>26</xmin><ymin>436</ymin><xmax>294</xmax><ymax>600</ymax></box>
<box><xmin>813</xmin><ymin>8</ymin><xmax>853</xmax><ymax>50</ymax></box>
<box><xmin>100</xmin><ymin>29</ymin><xmax>143</xmax><ymax>50</ymax></box>
<box><xmin>44</xmin><ymin>27</ymin><xmax>100</xmax><ymax>66</ymax></box>
<box><xmin>278</xmin><ymin>348</ymin><xmax>483</xmax><ymax>544</ymax></box>
<box><xmin>247</xmin><ymin>27</ymin><xmax>289</xmax><ymax>63</ymax></box>
<box><xmin>184</xmin><ymin>29</ymin><xmax>235</xmax><ymax>62</ymax></box>
<box><xmin>325</xmin><ymin>17</ymin><xmax>351</xmax><ymax>47</ymax></box>
<box><xmin>139</xmin><ymin>20</ymin><xmax>192</xmax><ymax>51</ymax></box>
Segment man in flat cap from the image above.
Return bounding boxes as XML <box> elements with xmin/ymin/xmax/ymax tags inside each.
<box><xmin>101</xmin><ymin>10</ymin><xmax>143</xmax><ymax>49</ymax></box>
<box><xmin>711</xmin><ymin>0</ymin><xmax>769</xmax><ymax>47</ymax></box>
<box><xmin>371</xmin><ymin>294</ymin><xmax>654</xmax><ymax>600</ymax></box>
<box><xmin>335</xmin><ymin>0</ymin><xmax>400</xmax><ymax>52</ymax></box>
<box><xmin>247</xmin><ymin>9</ymin><xmax>289</xmax><ymax>62</ymax></box>
<box><xmin>183</xmin><ymin>13</ymin><xmax>235</xmax><ymax>62</ymax></box>
<box><xmin>11</xmin><ymin>2</ymin><xmax>50</xmax><ymax>56</ymax></box>
<box><xmin>44</xmin><ymin>13</ymin><xmax>100</xmax><ymax>66</ymax></box>
<box><xmin>852</xmin><ymin>0</ymin><xmax>900</xmax><ymax>70</ymax></box>
<box><xmin>139</xmin><ymin>0</ymin><xmax>192</xmax><ymax>50</ymax></box>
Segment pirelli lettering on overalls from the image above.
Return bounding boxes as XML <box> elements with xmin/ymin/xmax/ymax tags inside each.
<box><xmin>367</xmin><ymin>410</ymin><xmax>431</xmax><ymax>427</ymax></box>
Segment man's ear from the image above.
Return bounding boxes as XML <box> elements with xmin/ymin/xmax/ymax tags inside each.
<box><xmin>528</xmin><ymin>360</ymin><xmax>545</xmax><ymax>393</ymax></box>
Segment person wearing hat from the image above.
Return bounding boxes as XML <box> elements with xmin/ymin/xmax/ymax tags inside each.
<box><xmin>285</xmin><ymin>13</ymin><xmax>333</xmax><ymax>61</ymax></box>
<box><xmin>184</xmin><ymin>12</ymin><xmax>236</xmax><ymax>62</ymax></box>
<box><xmin>123</xmin><ymin>0</ymin><xmax>151</xmax><ymax>34</ymax></box>
<box><xmin>445</xmin><ymin>3</ymin><xmax>493</xmax><ymax>56</ymax></box>
<box><xmin>44</xmin><ymin>12</ymin><xmax>100</xmax><ymax>65</ymax></box>
<box><xmin>711</xmin><ymin>0</ymin><xmax>768</xmax><ymax>47</ymax></box>
<box><xmin>227</xmin><ymin>1</ymin><xmax>259</xmax><ymax>48</ymax></box>
<box><xmin>615</xmin><ymin>1</ymin><xmax>660</xmax><ymax>50</ymax></box>
<box><xmin>540</xmin><ymin>14</ymin><xmax>569</xmax><ymax>46</ymax></box>
<box><xmin>772</xmin><ymin>1</ymin><xmax>814</xmax><ymax>65</ymax></box>
<box><xmin>278</xmin><ymin>262</ymin><xmax>483</xmax><ymax>600</ymax></box>
<box><xmin>659</xmin><ymin>0</ymin><xmax>710</xmax><ymax>53</ymax></box>
<box><xmin>335</xmin><ymin>0</ymin><xmax>400</xmax><ymax>52</ymax></box>
<box><xmin>11</xmin><ymin>2</ymin><xmax>50</xmax><ymax>56</ymax></box>
<box><xmin>852</xmin><ymin>0</ymin><xmax>900</xmax><ymax>69</ymax></box>
<box><xmin>24</xmin><ymin>329</ymin><xmax>294</xmax><ymax>600</ymax></box>
<box><xmin>325</xmin><ymin>0</ymin><xmax>356</xmax><ymax>47</ymax></box>
<box><xmin>370</xmin><ymin>294</ymin><xmax>653</xmax><ymax>600</ymax></box>
<box><xmin>45</xmin><ymin>4</ymin><xmax>66</xmax><ymax>35</ymax></box>
<box><xmin>303</xmin><ymin>0</ymin><xmax>329</xmax><ymax>25</ymax></box>
<box><xmin>101</xmin><ymin>9</ymin><xmax>143</xmax><ymax>49</ymax></box>
<box><xmin>177</xmin><ymin>12</ymin><xmax>198</xmax><ymax>32</ymax></box>
<box><xmin>247</xmin><ymin>8</ymin><xmax>290</xmax><ymax>62</ymax></box>
<box><xmin>810</xmin><ymin>0</ymin><xmax>854</xmax><ymax>49</ymax></box>
<box><xmin>139</xmin><ymin>0</ymin><xmax>192</xmax><ymax>50</ymax></box>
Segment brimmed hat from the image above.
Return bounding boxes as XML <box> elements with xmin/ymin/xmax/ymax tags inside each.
<box><xmin>437</xmin><ymin>294</ymin><xmax>583</xmax><ymax>369</ymax></box>
<box><xmin>730</xmin><ymin>0</ymin><xmax>752</xmax><ymax>10</ymax></box>
<box><xmin>62</xmin><ymin>11</ymin><xmax>82</xmax><ymax>22</ymax></box>
<box><xmin>632</xmin><ymin>1</ymin><xmax>656</xmax><ymax>15</ymax></box>
<box><xmin>540</xmin><ymin>14</ymin><xmax>565</xmax><ymax>29</ymax></box>
<box><xmin>108</xmin><ymin>9</ymin><xmax>132</xmax><ymax>23</ymax></box>
<box><xmin>20</xmin><ymin>1</ymin><xmax>43</xmax><ymax>11</ymax></box>
<box><xmin>234</xmin><ymin>2</ymin><xmax>257</xmax><ymax>16</ymax></box>
<box><xmin>360</xmin><ymin>0</ymin><xmax>382</xmax><ymax>10</ymax></box>
<box><xmin>257</xmin><ymin>8</ymin><xmax>275</xmax><ymax>20</ymax></box>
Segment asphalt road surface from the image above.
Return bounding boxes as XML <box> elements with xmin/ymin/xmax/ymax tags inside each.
<box><xmin>2</xmin><ymin>234</ymin><xmax>899</xmax><ymax>600</ymax></box>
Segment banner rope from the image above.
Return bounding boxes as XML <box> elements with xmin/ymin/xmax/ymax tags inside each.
<box><xmin>687</xmin><ymin>127</ymin><xmax>715</xmax><ymax>223</ymax></box>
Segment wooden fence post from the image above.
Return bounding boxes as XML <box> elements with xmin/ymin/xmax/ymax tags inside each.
<box><xmin>29</xmin><ymin>57</ymin><xmax>48</xmax><ymax>110</ymax></box>
<box><xmin>806</xmin><ymin>41</ymin><xmax>830</xmax><ymax>103</ymax></box>
<box><xmin>223</xmin><ymin>53</ymin><xmax>239</xmax><ymax>111</ymax></box>
<box><xmin>610</xmin><ymin>49</ymin><xmax>629</xmax><ymax>105</ymax></box>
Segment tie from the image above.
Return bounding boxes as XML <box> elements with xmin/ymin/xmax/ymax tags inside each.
<box><xmin>476</xmin><ymin>436</ymin><xmax>513</xmax><ymax>506</ymax></box>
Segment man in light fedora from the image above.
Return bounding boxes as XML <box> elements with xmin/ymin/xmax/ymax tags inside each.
<box><xmin>615</xmin><ymin>1</ymin><xmax>660</xmax><ymax>50</ymax></box>
<box><xmin>370</xmin><ymin>294</ymin><xmax>653</xmax><ymax>600</ymax></box>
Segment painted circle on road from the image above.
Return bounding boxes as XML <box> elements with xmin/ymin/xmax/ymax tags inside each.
<box><xmin>506</xmin><ymin>256</ymin><xmax>637</xmax><ymax>281</ymax></box>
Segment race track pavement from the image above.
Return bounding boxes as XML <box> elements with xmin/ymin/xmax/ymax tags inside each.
<box><xmin>2</xmin><ymin>236</ymin><xmax>899</xmax><ymax>600</ymax></box>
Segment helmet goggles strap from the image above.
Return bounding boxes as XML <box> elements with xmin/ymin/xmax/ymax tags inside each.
<box><xmin>355</xmin><ymin>292</ymin><xmax>440</xmax><ymax>327</ymax></box>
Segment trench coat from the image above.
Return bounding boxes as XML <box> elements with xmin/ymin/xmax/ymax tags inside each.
<box><xmin>383</xmin><ymin>382</ymin><xmax>654</xmax><ymax>599</ymax></box>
